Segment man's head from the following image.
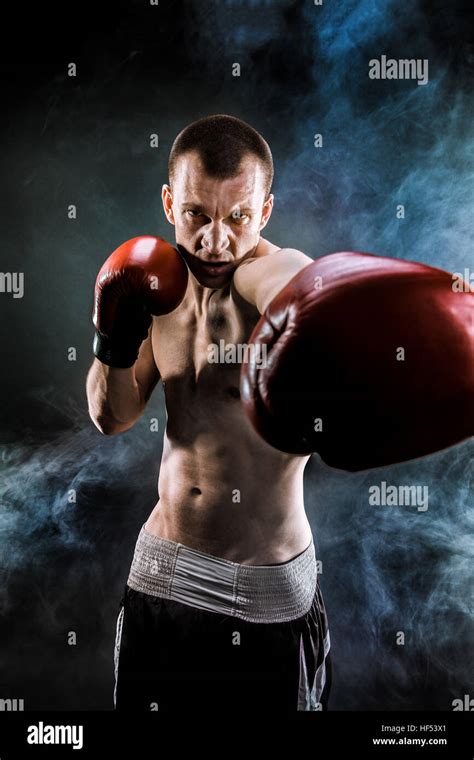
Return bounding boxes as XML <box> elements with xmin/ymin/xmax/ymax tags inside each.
<box><xmin>162</xmin><ymin>115</ymin><xmax>274</xmax><ymax>288</ymax></box>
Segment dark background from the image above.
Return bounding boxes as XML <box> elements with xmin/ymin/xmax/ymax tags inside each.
<box><xmin>0</xmin><ymin>0</ymin><xmax>472</xmax><ymax>710</ymax></box>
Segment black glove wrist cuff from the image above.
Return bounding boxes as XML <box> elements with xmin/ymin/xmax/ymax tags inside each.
<box><xmin>93</xmin><ymin>331</ymin><xmax>139</xmax><ymax>369</ymax></box>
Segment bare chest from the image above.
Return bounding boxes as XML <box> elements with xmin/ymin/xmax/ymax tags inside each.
<box><xmin>151</xmin><ymin>289</ymin><xmax>261</xmax><ymax>395</ymax></box>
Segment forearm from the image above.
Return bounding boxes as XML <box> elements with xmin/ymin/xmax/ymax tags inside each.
<box><xmin>86</xmin><ymin>358</ymin><xmax>143</xmax><ymax>435</ymax></box>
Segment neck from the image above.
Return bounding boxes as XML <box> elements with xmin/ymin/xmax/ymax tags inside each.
<box><xmin>188</xmin><ymin>272</ymin><xmax>230</xmax><ymax>313</ymax></box>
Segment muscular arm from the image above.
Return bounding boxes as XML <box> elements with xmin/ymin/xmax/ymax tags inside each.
<box><xmin>233</xmin><ymin>248</ymin><xmax>313</xmax><ymax>313</ymax></box>
<box><xmin>86</xmin><ymin>324</ymin><xmax>160</xmax><ymax>435</ymax></box>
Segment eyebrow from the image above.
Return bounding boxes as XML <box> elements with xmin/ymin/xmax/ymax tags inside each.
<box><xmin>181</xmin><ymin>202</ymin><xmax>255</xmax><ymax>216</ymax></box>
<box><xmin>180</xmin><ymin>203</ymin><xmax>255</xmax><ymax>214</ymax></box>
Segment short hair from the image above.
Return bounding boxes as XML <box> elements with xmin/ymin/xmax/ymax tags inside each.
<box><xmin>168</xmin><ymin>114</ymin><xmax>274</xmax><ymax>198</ymax></box>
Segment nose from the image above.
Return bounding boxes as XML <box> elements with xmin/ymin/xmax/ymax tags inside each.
<box><xmin>201</xmin><ymin>221</ymin><xmax>229</xmax><ymax>256</ymax></box>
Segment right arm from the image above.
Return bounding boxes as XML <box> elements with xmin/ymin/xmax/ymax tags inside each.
<box><xmin>86</xmin><ymin>324</ymin><xmax>160</xmax><ymax>435</ymax></box>
<box><xmin>86</xmin><ymin>236</ymin><xmax>188</xmax><ymax>435</ymax></box>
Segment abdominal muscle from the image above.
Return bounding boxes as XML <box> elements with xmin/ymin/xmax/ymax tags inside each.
<box><xmin>143</xmin><ymin>264</ymin><xmax>313</xmax><ymax>566</ymax></box>
<box><xmin>144</xmin><ymin>427</ymin><xmax>313</xmax><ymax>566</ymax></box>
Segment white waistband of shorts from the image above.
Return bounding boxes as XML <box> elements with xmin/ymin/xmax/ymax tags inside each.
<box><xmin>126</xmin><ymin>525</ymin><xmax>317</xmax><ymax>623</ymax></box>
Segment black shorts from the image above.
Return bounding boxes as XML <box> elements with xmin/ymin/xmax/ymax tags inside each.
<box><xmin>114</xmin><ymin>580</ymin><xmax>331</xmax><ymax>713</ymax></box>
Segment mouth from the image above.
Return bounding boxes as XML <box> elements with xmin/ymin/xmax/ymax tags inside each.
<box><xmin>195</xmin><ymin>259</ymin><xmax>233</xmax><ymax>276</ymax></box>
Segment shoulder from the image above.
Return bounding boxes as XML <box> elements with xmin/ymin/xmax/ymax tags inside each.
<box><xmin>235</xmin><ymin>246</ymin><xmax>312</xmax><ymax>279</ymax></box>
<box><xmin>233</xmin><ymin>247</ymin><xmax>314</xmax><ymax>313</ymax></box>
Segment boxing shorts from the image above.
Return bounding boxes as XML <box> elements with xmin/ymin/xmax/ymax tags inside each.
<box><xmin>114</xmin><ymin>524</ymin><xmax>331</xmax><ymax>712</ymax></box>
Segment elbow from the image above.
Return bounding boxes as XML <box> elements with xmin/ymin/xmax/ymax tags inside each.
<box><xmin>94</xmin><ymin>418</ymin><xmax>120</xmax><ymax>436</ymax></box>
<box><xmin>90</xmin><ymin>413</ymin><xmax>130</xmax><ymax>436</ymax></box>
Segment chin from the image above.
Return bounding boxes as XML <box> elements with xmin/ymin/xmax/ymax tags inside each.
<box><xmin>180</xmin><ymin>250</ymin><xmax>236</xmax><ymax>288</ymax></box>
<box><xmin>193</xmin><ymin>271</ymin><xmax>232</xmax><ymax>289</ymax></box>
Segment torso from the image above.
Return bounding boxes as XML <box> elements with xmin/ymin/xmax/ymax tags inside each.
<box><xmin>144</xmin><ymin>242</ymin><xmax>312</xmax><ymax>564</ymax></box>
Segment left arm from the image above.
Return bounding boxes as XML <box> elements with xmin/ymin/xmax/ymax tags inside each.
<box><xmin>233</xmin><ymin>248</ymin><xmax>313</xmax><ymax>314</ymax></box>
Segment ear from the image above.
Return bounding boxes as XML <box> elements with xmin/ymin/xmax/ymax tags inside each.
<box><xmin>162</xmin><ymin>184</ymin><xmax>175</xmax><ymax>225</ymax></box>
<box><xmin>259</xmin><ymin>194</ymin><xmax>274</xmax><ymax>231</ymax></box>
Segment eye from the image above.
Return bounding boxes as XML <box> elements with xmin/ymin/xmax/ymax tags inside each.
<box><xmin>231</xmin><ymin>211</ymin><xmax>250</xmax><ymax>224</ymax></box>
<box><xmin>186</xmin><ymin>209</ymin><xmax>201</xmax><ymax>218</ymax></box>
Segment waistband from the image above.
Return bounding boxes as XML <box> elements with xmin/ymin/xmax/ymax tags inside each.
<box><xmin>127</xmin><ymin>525</ymin><xmax>317</xmax><ymax>623</ymax></box>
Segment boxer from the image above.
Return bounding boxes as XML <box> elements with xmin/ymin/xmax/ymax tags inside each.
<box><xmin>86</xmin><ymin>115</ymin><xmax>473</xmax><ymax>713</ymax></box>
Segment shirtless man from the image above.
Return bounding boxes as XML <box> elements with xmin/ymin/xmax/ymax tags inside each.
<box><xmin>86</xmin><ymin>115</ymin><xmax>473</xmax><ymax>713</ymax></box>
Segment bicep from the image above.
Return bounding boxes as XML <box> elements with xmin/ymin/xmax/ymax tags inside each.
<box><xmin>233</xmin><ymin>248</ymin><xmax>313</xmax><ymax>313</ymax></box>
<box><xmin>135</xmin><ymin>324</ymin><xmax>160</xmax><ymax>407</ymax></box>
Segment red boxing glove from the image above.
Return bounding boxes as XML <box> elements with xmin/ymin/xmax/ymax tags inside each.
<box><xmin>240</xmin><ymin>252</ymin><xmax>474</xmax><ymax>471</ymax></box>
<box><xmin>93</xmin><ymin>236</ymin><xmax>188</xmax><ymax>368</ymax></box>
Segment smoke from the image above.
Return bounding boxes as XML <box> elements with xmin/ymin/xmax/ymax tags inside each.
<box><xmin>0</xmin><ymin>0</ymin><xmax>471</xmax><ymax>708</ymax></box>
<box><xmin>199</xmin><ymin>0</ymin><xmax>474</xmax><ymax>270</ymax></box>
<box><xmin>0</xmin><ymin>387</ymin><xmax>165</xmax><ymax>709</ymax></box>
<box><xmin>306</xmin><ymin>444</ymin><xmax>474</xmax><ymax>709</ymax></box>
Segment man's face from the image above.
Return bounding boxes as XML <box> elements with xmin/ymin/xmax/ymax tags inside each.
<box><xmin>162</xmin><ymin>151</ymin><xmax>273</xmax><ymax>288</ymax></box>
